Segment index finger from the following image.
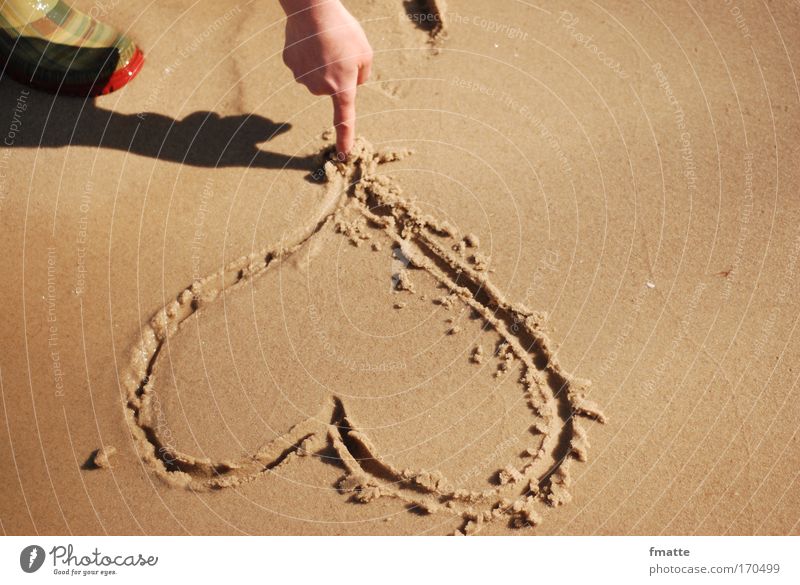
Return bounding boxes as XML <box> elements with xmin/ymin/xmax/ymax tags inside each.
<box><xmin>332</xmin><ymin>86</ymin><xmax>357</xmax><ymax>158</ymax></box>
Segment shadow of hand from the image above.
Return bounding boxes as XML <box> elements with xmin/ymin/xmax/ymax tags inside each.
<box><xmin>1</xmin><ymin>80</ymin><xmax>315</xmax><ymax>171</ymax></box>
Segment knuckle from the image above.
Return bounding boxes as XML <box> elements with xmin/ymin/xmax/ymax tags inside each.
<box><xmin>321</xmin><ymin>75</ymin><xmax>341</xmax><ymax>92</ymax></box>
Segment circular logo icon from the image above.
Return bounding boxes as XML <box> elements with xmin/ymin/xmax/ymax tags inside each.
<box><xmin>19</xmin><ymin>545</ymin><xmax>45</xmax><ymax>573</ymax></box>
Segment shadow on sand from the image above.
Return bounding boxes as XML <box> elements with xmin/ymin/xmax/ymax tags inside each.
<box><xmin>1</xmin><ymin>79</ymin><xmax>316</xmax><ymax>171</ymax></box>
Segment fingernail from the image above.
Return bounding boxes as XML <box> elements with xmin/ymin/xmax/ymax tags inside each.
<box><xmin>336</xmin><ymin>151</ymin><xmax>347</xmax><ymax>162</ymax></box>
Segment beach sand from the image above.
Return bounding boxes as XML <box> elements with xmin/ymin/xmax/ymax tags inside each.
<box><xmin>1</xmin><ymin>0</ymin><xmax>799</xmax><ymax>535</ymax></box>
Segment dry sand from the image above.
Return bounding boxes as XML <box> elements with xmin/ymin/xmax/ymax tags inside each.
<box><xmin>1</xmin><ymin>0</ymin><xmax>799</xmax><ymax>535</ymax></box>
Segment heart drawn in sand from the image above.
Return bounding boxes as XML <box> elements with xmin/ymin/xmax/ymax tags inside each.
<box><xmin>120</xmin><ymin>139</ymin><xmax>605</xmax><ymax>535</ymax></box>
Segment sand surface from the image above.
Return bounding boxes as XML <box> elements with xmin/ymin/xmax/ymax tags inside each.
<box><xmin>1</xmin><ymin>0</ymin><xmax>799</xmax><ymax>535</ymax></box>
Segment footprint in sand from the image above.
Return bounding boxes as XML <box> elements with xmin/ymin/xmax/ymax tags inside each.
<box><xmin>118</xmin><ymin>138</ymin><xmax>605</xmax><ymax>535</ymax></box>
<box><xmin>364</xmin><ymin>0</ymin><xmax>448</xmax><ymax>100</ymax></box>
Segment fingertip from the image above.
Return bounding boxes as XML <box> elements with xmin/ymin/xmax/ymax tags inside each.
<box><xmin>336</xmin><ymin>130</ymin><xmax>354</xmax><ymax>160</ymax></box>
<box><xmin>332</xmin><ymin>90</ymin><xmax>357</xmax><ymax>159</ymax></box>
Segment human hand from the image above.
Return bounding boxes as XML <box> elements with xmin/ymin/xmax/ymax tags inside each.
<box><xmin>280</xmin><ymin>0</ymin><xmax>373</xmax><ymax>158</ymax></box>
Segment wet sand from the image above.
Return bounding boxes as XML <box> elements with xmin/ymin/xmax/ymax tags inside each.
<box><xmin>1</xmin><ymin>0</ymin><xmax>799</xmax><ymax>535</ymax></box>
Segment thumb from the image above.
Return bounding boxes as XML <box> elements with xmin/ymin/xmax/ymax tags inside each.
<box><xmin>332</xmin><ymin>86</ymin><xmax>357</xmax><ymax>158</ymax></box>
